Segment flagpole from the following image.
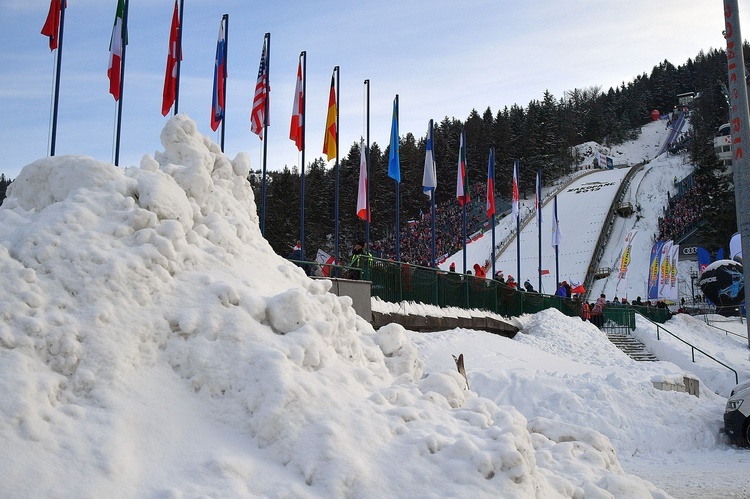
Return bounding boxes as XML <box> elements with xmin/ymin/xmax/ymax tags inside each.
<box><xmin>49</xmin><ymin>1</ymin><xmax>66</xmax><ymax>156</ymax></box>
<box><xmin>114</xmin><ymin>0</ymin><xmax>130</xmax><ymax>166</ymax></box>
<box><xmin>300</xmin><ymin>51</ymin><xmax>307</xmax><ymax>262</ymax></box>
<box><xmin>364</xmin><ymin>79</ymin><xmax>370</xmax><ymax>250</ymax></box>
<box><xmin>462</xmin><ymin>199</ymin><xmax>467</xmax><ymax>274</ymax></box>
<box><xmin>554</xmin><ymin>194</ymin><xmax>560</xmax><ymax>285</ymax></box>
<box><xmin>430</xmin><ymin>121</ymin><xmax>436</xmax><ymax>269</ymax></box>
<box><xmin>515</xmin><ymin>160</ymin><xmax>521</xmax><ymax>285</ymax></box>
<box><xmin>173</xmin><ymin>0</ymin><xmax>184</xmax><ymax>115</ymax></box>
<box><xmin>395</xmin><ymin>94</ymin><xmax>400</xmax><ymax>262</ymax></box>
<box><xmin>491</xmin><ymin>148</ymin><xmax>496</xmax><ymax>278</ymax></box>
<box><xmin>260</xmin><ymin>32</ymin><xmax>270</xmax><ymax>236</ymax></box>
<box><xmin>462</xmin><ymin>128</ymin><xmax>467</xmax><ymax>275</ymax></box>
<box><xmin>537</xmin><ymin>168</ymin><xmax>542</xmax><ymax>292</ymax></box>
<box><xmin>219</xmin><ymin>14</ymin><xmax>228</xmax><ymax>152</ymax></box>
<box><xmin>334</xmin><ymin>66</ymin><xmax>340</xmax><ymax>268</ymax></box>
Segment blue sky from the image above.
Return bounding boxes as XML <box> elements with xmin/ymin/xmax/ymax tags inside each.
<box><xmin>0</xmin><ymin>0</ymin><xmax>740</xmax><ymax>180</ymax></box>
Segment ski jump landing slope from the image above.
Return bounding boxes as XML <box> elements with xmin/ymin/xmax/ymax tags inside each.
<box><xmin>440</xmin><ymin>119</ymin><xmax>672</xmax><ymax>296</ymax></box>
<box><xmin>494</xmin><ymin>167</ymin><xmax>630</xmax><ymax>293</ymax></box>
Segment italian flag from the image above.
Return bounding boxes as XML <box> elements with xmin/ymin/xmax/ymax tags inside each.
<box><xmin>108</xmin><ymin>0</ymin><xmax>126</xmax><ymax>101</ymax></box>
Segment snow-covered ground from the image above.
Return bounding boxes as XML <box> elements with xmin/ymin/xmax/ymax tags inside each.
<box><xmin>1</xmin><ymin>115</ymin><xmax>748</xmax><ymax>498</ymax></box>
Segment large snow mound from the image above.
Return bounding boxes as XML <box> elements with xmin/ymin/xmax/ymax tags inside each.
<box><xmin>0</xmin><ymin>115</ymin><xmax>668</xmax><ymax>497</ymax></box>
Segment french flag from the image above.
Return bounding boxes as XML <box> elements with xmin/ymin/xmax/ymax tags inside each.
<box><xmin>210</xmin><ymin>18</ymin><xmax>227</xmax><ymax>132</ymax></box>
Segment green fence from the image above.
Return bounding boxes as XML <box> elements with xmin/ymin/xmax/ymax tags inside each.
<box><xmin>364</xmin><ymin>258</ymin><xmax>582</xmax><ymax>320</ymax></box>
<box><xmin>294</xmin><ymin>256</ymin><xmax>674</xmax><ymax>325</ymax></box>
<box><xmin>603</xmin><ymin>307</ymin><xmax>636</xmax><ymax>332</ymax></box>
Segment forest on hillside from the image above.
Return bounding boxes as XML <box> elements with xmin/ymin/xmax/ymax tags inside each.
<box><xmin>0</xmin><ymin>46</ymin><xmax>743</xmax><ymax>261</ymax></box>
<box><xmin>250</xmin><ymin>44</ymin><xmax>746</xmax><ymax>261</ymax></box>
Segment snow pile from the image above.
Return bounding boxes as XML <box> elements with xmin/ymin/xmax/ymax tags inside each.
<box><xmin>0</xmin><ymin>115</ymin><xmax>670</xmax><ymax>497</ymax></box>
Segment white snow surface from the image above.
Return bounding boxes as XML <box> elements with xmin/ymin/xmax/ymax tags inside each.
<box><xmin>1</xmin><ymin>115</ymin><xmax>749</xmax><ymax>498</ymax></box>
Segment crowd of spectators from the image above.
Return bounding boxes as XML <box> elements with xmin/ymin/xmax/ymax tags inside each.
<box><xmin>371</xmin><ymin>181</ymin><xmax>500</xmax><ymax>266</ymax></box>
<box><xmin>657</xmin><ymin>176</ymin><xmax>711</xmax><ymax>241</ymax></box>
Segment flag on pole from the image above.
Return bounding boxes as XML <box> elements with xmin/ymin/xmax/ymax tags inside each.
<box><xmin>456</xmin><ymin>129</ymin><xmax>469</xmax><ymax>205</ymax></box>
<box><xmin>535</xmin><ymin>169</ymin><xmax>542</xmax><ymax>227</ymax></box>
<box><xmin>289</xmin><ymin>56</ymin><xmax>303</xmax><ymax>150</ymax></box>
<box><xmin>41</xmin><ymin>0</ymin><xmax>64</xmax><ymax>51</ymax></box>
<box><xmin>511</xmin><ymin>159</ymin><xmax>519</xmax><ymax>219</ymax></box>
<box><xmin>108</xmin><ymin>0</ymin><xmax>127</xmax><ymax>101</ymax></box>
<box><xmin>551</xmin><ymin>196</ymin><xmax>561</xmax><ymax>247</ymax></box>
<box><xmin>388</xmin><ymin>97</ymin><xmax>400</xmax><ymax>182</ymax></box>
<box><xmin>161</xmin><ymin>0</ymin><xmax>180</xmax><ymax>116</ymax></box>
<box><xmin>250</xmin><ymin>37</ymin><xmax>269</xmax><ymax>138</ymax></box>
<box><xmin>486</xmin><ymin>148</ymin><xmax>495</xmax><ymax>218</ymax></box>
<box><xmin>357</xmin><ymin>141</ymin><xmax>369</xmax><ymax>221</ymax></box>
<box><xmin>210</xmin><ymin>18</ymin><xmax>227</xmax><ymax>131</ymax></box>
<box><xmin>422</xmin><ymin>120</ymin><xmax>437</xmax><ymax>199</ymax></box>
<box><xmin>323</xmin><ymin>73</ymin><xmax>337</xmax><ymax>161</ymax></box>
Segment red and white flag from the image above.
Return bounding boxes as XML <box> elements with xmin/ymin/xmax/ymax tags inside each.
<box><xmin>161</xmin><ymin>0</ymin><xmax>180</xmax><ymax>116</ymax></box>
<box><xmin>250</xmin><ymin>36</ymin><xmax>269</xmax><ymax>138</ymax></box>
<box><xmin>289</xmin><ymin>56</ymin><xmax>303</xmax><ymax>151</ymax></box>
<box><xmin>511</xmin><ymin>159</ymin><xmax>520</xmax><ymax>219</ymax></box>
<box><xmin>108</xmin><ymin>0</ymin><xmax>127</xmax><ymax>101</ymax></box>
<box><xmin>356</xmin><ymin>141</ymin><xmax>369</xmax><ymax>221</ymax></box>
<box><xmin>41</xmin><ymin>0</ymin><xmax>65</xmax><ymax>51</ymax></box>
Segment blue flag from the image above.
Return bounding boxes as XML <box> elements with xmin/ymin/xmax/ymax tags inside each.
<box><xmin>388</xmin><ymin>97</ymin><xmax>400</xmax><ymax>182</ymax></box>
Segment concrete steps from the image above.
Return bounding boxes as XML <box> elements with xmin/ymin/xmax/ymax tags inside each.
<box><xmin>606</xmin><ymin>333</ymin><xmax>659</xmax><ymax>361</ymax></box>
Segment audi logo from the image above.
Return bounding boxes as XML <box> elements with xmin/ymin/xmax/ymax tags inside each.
<box><xmin>682</xmin><ymin>246</ymin><xmax>698</xmax><ymax>255</ymax></box>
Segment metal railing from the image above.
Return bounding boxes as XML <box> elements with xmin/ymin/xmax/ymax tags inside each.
<box><xmin>703</xmin><ymin>321</ymin><xmax>748</xmax><ymax>340</ymax></box>
<box><xmin>643</xmin><ymin>316</ymin><xmax>739</xmax><ymax>385</ymax></box>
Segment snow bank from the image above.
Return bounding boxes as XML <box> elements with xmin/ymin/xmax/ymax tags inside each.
<box><xmin>0</xmin><ymin>115</ymin><xmax>668</xmax><ymax>497</ymax></box>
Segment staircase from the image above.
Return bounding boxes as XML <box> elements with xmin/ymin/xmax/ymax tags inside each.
<box><xmin>606</xmin><ymin>333</ymin><xmax>658</xmax><ymax>361</ymax></box>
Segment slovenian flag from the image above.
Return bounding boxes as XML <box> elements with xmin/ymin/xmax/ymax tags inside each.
<box><xmin>210</xmin><ymin>17</ymin><xmax>227</xmax><ymax>132</ymax></box>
